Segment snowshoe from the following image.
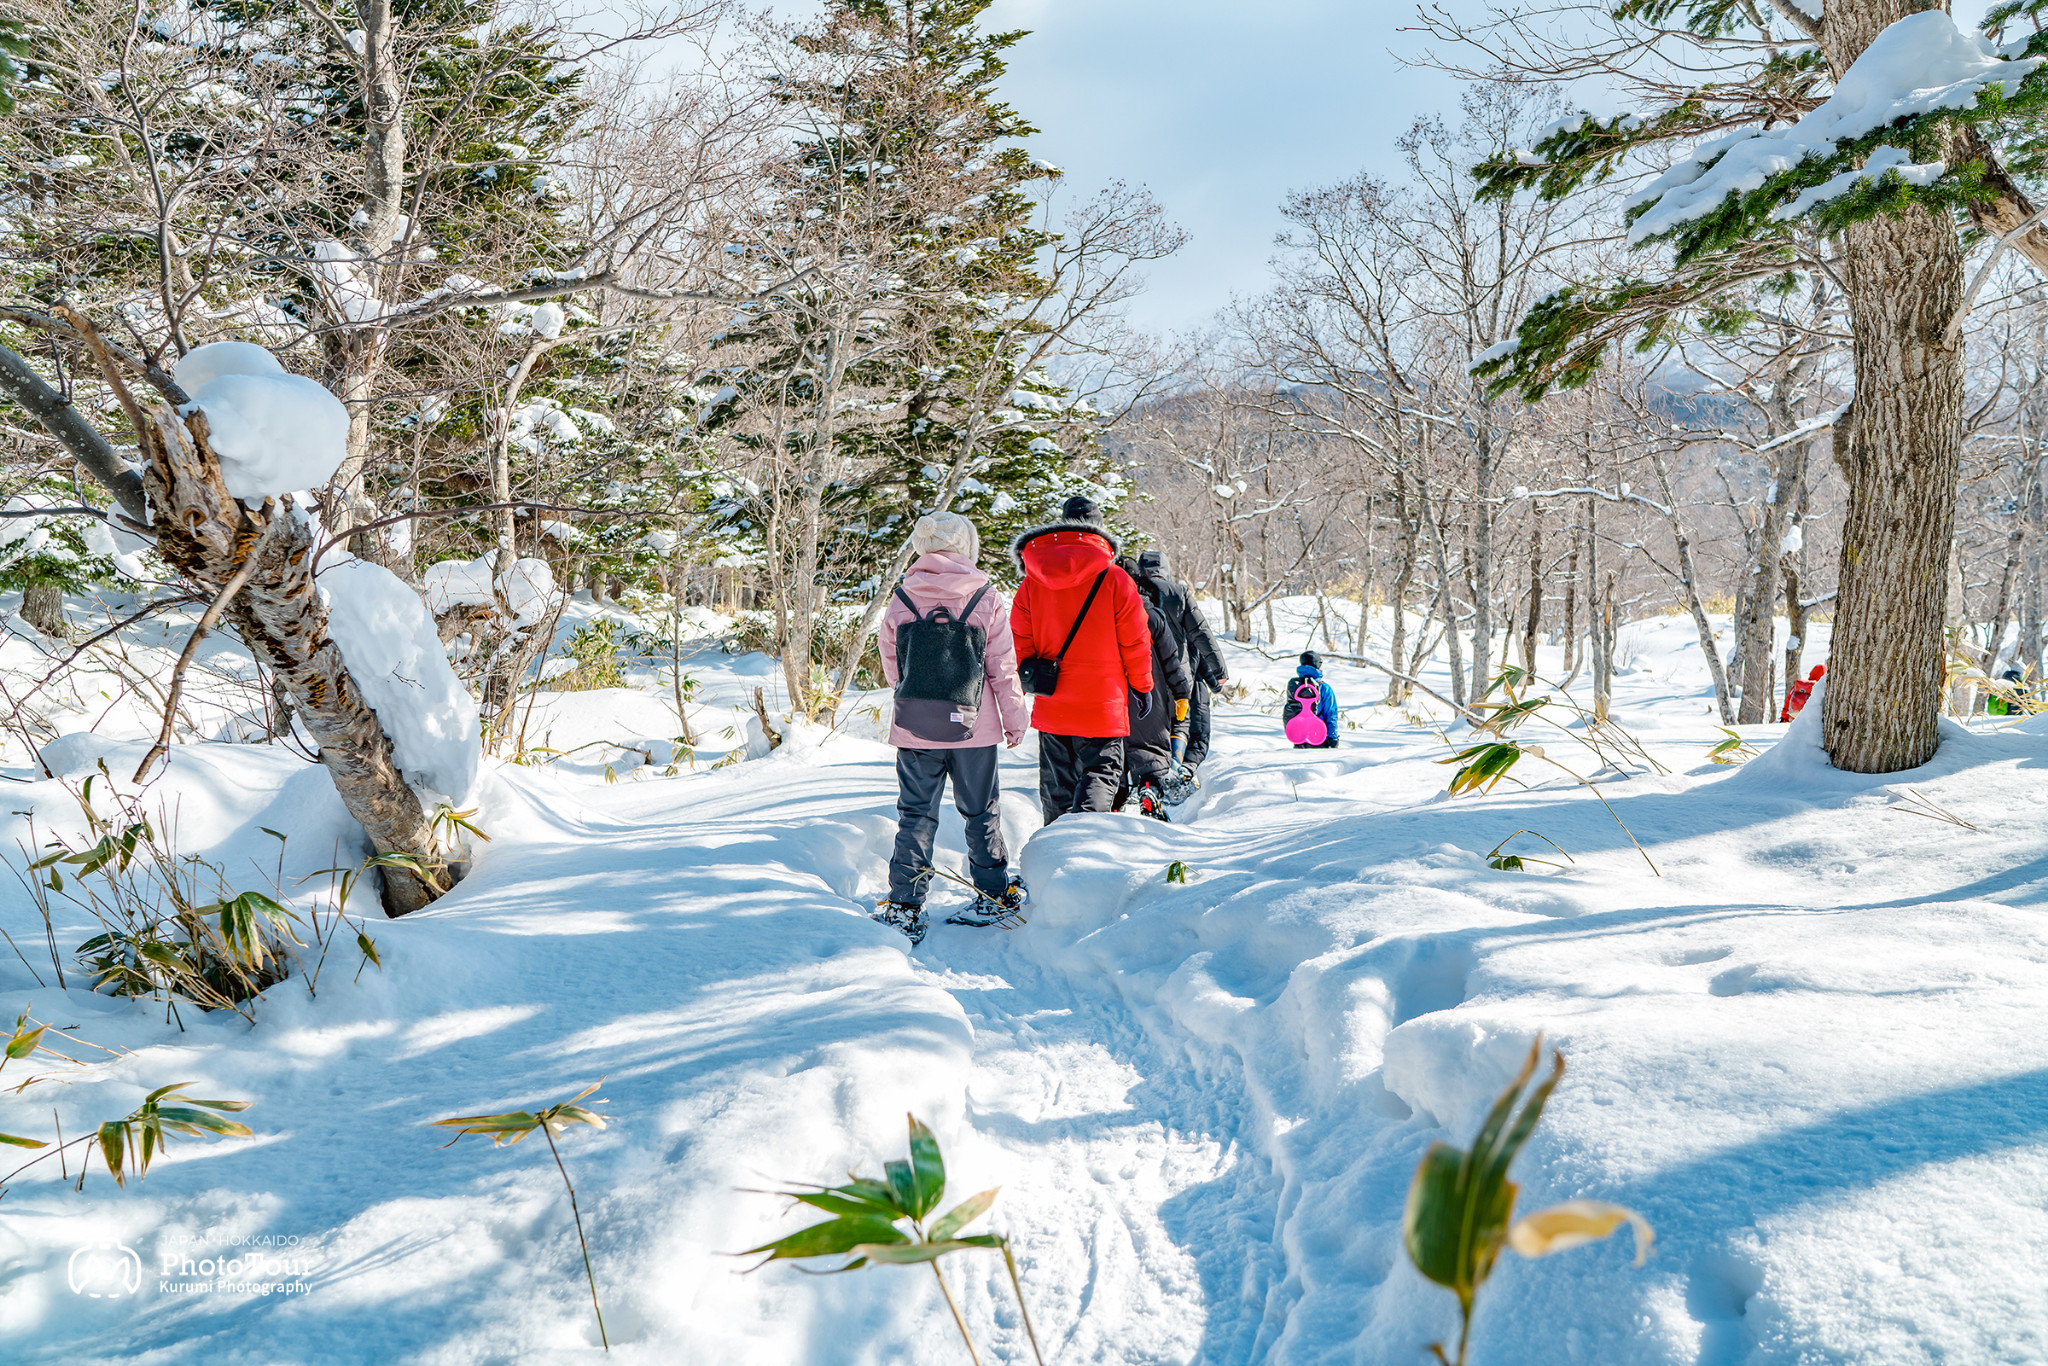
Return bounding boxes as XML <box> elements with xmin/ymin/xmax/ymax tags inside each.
<box><xmin>1135</xmin><ymin>782</ymin><xmax>1171</xmax><ymax>823</ymax></box>
<box><xmin>872</xmin><ymin>900</ymin><xmax>929</xmax><ymax>946</ymax></box>
<box><xmin>1158</xmin><ymin>763</ymin><xmax>1199</xmax><ymax>807</ymax></box>
<box><xmin>945</xmin><ymin>879</ymin><xmax>1028</xmax><ymax>929</ymax></box>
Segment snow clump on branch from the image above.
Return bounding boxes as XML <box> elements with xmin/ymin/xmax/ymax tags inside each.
<box><xmin>423</xmin><ymin>554</ymin><xmax>560</xmax><ymax>628</ymax></box>
<box><xmin>1627</xmin><ymin>11</ymin><xmax>2042</xmax><ymax>244</ymax></box>
<box><xmin>177</xmin><ymin>341</ymin><xmax>351</xmax><ymax>501</ymax></box>
<box><xmin>319</xmin><ymin>557</ymin><xmax>482</xmax><ymax>805</ymax></box>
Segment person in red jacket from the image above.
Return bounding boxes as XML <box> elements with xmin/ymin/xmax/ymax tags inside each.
<box><xmin>1011</xmin><ymin>496</ymin><xmax>1154</xmax><ymax>822</ymax></box>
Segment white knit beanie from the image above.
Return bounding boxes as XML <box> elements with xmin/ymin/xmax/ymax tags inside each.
<box><xmin>907</xmin><ymin>510</ymin><xmax>980</xmax><ymax>561</ymax></box>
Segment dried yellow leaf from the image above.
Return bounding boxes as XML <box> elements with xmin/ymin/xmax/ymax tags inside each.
<box><xmin>1507</xmin><ymin>1199</ymin><xmax>1654</xmax><ymax>1266</ymax></box>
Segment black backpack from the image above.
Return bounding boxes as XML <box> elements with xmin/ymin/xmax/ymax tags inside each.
<box><xmin>892</xmin><ymin>584</ymin><xmax>991</xmax><ymax>743</ymax></box>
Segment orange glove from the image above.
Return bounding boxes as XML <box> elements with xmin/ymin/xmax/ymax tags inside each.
<box><xmin>1174</xmin><ymin>698</ymin><xmax>1190</xmax><ymax>723</ymax></box>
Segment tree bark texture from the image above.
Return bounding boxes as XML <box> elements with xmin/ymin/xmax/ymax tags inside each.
<box><xmin>1560</xmin><ymin>540</ymin><xmax>1580</xmax><ymax>678</ymax></box>
<box><xmin>1385</xmin><ymin>475</ymin><xmax>1416</xmax><ymax>705</ymax></box>
<box><xmin>1820</xmin><ymin>202</ymin><xmax>1965</xmax><ymax>772</ymax></box>
<box><xmin>1468</xmin><ymin>429</ymin><xmax>1495</xmax><ymax>699</ymax></box>
<box><xmin>1733</xmin><ymin>442</ymin><xmax>1803</xmax><ymax>722</ymax></box>
<box><xmin>1521</xmin><ymin>508</ymin><xmax>1543</xmax><ymax>672</ymax></box>
<box><xmin>142</xmin><ymin>405</ymin><xmax>451</xmax><ymax>915</ymax></box>
<box><xmin>19</xmin><ymin>581</ymin><xmax>64</xmax><ymax>637</ymax></box>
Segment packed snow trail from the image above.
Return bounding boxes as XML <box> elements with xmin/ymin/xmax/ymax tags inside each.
<box><xmin>11</xmin><ymin>609</ymin><xmax>2048</xmax><ymax>1362</ymax></box>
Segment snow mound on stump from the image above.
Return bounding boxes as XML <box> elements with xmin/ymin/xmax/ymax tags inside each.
<box><xmin>186</xmin><ymin>370</ymin><xmax>350</xmax><ymax>502</ymax></box>
<box><xmin>422</xmin><ymin>554</ymin><xmax>558</xmax><ymax>627</ymax></box>
<box><xmin>173</xmin><ymin>340</ymin><xmax>284</xmax><ymax>392</ymax></box>
<box><xmin>318</xmin><ymin>558</ymin><xmax>480</xmax><ymax>804</ymax></box>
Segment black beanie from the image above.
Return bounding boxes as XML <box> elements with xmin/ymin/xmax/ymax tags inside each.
<box><xmin>1061</xmin><ymin>495</ymin><xmax>1105</xmax><ymax>527</ymax></box>
<box><xmin>1300</xmin><ymin>651</ymin><xmax>1322</xmax><ymax>669</ymax></box>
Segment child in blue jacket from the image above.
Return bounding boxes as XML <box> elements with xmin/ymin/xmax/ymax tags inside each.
<box><xmin>1283</xmin><ymin>652</ymin><xmax>1339</xmax><ymax>748</ymax></box>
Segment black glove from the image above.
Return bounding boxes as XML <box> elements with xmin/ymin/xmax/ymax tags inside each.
<box><xmin>1134</xmin><ymin>690</ymin><xmax>1153</xmax><ymax>719</ymax></box>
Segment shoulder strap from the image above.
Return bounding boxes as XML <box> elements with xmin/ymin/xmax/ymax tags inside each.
<box><xmin>960</xmin><ymin>584</ymin><xmax>991</xmax><ymax>624</ymax></box>
<box><xmin>1052</xmin><ymin>571</ymin><xmax>1108</xmax><ymax>664</ymax></box>
<box><xmin>893</xmin><ymin>586</ymin><xmax>923</xmax><ymax>621</ymax></box>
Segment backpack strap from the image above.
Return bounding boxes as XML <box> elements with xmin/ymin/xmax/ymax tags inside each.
<box><xmin>1052</xmin><ymin>571</ymin><xmax>1108</xmax><ymax>664</ymax></box>
<box><xmin>960</xmin><ymin>584</ymin><xmax>991</xmax><ymax>624</ymax></box>
<box><xmin>892</xmin><ymin>586</ymin><xmax>924</xmax><ymax>621</ymax></box>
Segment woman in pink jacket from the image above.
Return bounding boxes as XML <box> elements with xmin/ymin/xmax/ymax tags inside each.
<box><xmin>874</xmin><ymin>512</ymin><xmax>1030</xmax><ymax>944</ymax></box>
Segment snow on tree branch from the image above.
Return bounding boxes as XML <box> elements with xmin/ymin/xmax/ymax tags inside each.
<box><xmin>1627</xmin><ymin>13</ymin><xmax>2045</xmax><ymax>258</ymax></box>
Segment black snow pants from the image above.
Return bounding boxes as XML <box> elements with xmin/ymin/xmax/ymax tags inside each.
<box><xmin>1037</xmin><ymin>734</ymin><xmax>1125</xmax><ymax>824</ymax></box>
<box><xmin>889</xmin><ymin>746</ymin><xmax>1009</xmax><ymax>905</ymax></box>
<box><xmin>1184</xmin><ymin>680</ymin><xmax>1214</xmax><ymax>768</ymax></box>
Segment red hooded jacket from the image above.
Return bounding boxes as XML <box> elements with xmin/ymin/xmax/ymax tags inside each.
<box><xmin>1011</xmin><ymin>525</ymin><xmax>1153</xmax><ymax>737</ymax></box>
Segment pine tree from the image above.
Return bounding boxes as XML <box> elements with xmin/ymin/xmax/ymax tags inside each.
<box><xmin>0</xmin><ymin>491</ymin><xmax>119</xmax><ymax>638</ymax></box>
<box><xmin>821</xmin><ymin>0</ymin><xmax>1119</xmax><ymax>570</ymax></box>
<box><xmin>703</xmin><ymin>0</ymin><xmax>1130</xmax><ymax>712</ymax></box>
<box><xmin>1456</xmin><ymin>0</ymin><xmax>2048</xmax><ymax>772</ymax></box>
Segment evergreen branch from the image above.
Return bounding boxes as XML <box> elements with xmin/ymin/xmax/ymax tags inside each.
<box><xmin>1477</xmin><ymin>100</ymin><xmax>1723</xmax><ymax>204</ymax></box>
<box><xmin>1628</xmin><ymin>70</ymin><xmax>2048</xmax><ymax>267</ymax></box>
<box><xmin>1983</xmin><ymin>1</ymin><xmax>2048</xmax><ymax>39</ymax></box>
<box><xmin>1469</xmin><ymin>243</ymin><xmax>1793</xmax><ymax>400</ymax></box>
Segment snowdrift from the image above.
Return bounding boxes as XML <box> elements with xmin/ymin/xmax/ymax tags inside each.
<box><xmin>3</xmin><ymin>595</ymin><xmax>2042</xmax><ymax>1365</ymax></box>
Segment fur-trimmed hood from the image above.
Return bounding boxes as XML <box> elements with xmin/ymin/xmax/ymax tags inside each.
<box><xmin>1010</xmin><ymin>518</ymin><xmax>1122</xmax><ymax>579</ymax></box>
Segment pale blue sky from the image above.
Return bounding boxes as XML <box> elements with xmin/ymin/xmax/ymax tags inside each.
<box><xmin>982</xmin><ymin>0</ymin><xmax>1458</xmax><ymax>335</ymax></box>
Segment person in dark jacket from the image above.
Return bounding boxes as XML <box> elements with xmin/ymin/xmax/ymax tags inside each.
<box><xmin>1135</xmin><ymin>549</ymin><xmax>1227</xmax><ymax>769</ymax></box>
<box><xmin>1287</xmin><ymin>652</ymin><xmax>1339</xmax><ymax>748</ymax></box>
<box><xmin>1011</xmin><ymin>496</ymin><xmax>1154</xmax><ymax>822</ymax></box>
<box><xmin>1115</xmin><ymin>558</ymin><xmax>1193</xmax><ymax>817</ymax></box>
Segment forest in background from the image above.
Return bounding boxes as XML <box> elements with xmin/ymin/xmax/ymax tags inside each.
<box><xmin>7</xmin><ymin>0</ymin><xmax>2048</xmax><ymax>901</ymax></box>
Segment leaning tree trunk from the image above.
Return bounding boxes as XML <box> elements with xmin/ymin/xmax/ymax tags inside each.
<box><xmin>143</xmin><ymin>404</ymin><xmax>452</xmax><ymax>915</ymax></box>
<box><xmin>1820</xmin><ymin>201</ymin><xmax>1965</xmax><ymax>773</ymax></box>
<box><xmin>0</xmin><ymin>331</ymin><xmax>450</xmax><ymax>914</ymax></box>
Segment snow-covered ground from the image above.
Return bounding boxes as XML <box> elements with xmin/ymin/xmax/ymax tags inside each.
<box><xmin>4</xmin><ymin>591</ymin><xmax>2045</xmax><ymax>1364</ymax></box>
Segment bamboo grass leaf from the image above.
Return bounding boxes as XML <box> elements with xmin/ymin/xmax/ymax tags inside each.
<box><xmin>740</xmin><ymin>1215</ymin><xmax>909</xmax><ymax>1263</ymax></box>
<box><xmin>928</xmin><ymin>1187</ymin><xmax>998</xmax><ymax>1241</ymax></box>
<box><xmin>848</xmin><ymin>1235</ymin><xmax>1006</xmax><ymax>1265</ymax></box>
<box><xmin>905</xmin><ymin>1114</ymin><xmax>945</xmax><ymax>1218</ymax></box>
<box><xmin>1508</xmin><ymin>1200</ymin><xmax>1655</xmax><ymax>1265</ymax></box>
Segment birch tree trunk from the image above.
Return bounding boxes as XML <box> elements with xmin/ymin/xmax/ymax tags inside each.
<box><xmin>1</xmin><ymin>332</ymin><xmax>449</xmax><ymax>913</ymax></box>
<box><xmin>1560</xmin><ymin>539</ymin><xmax>1580</xmax><ymax>678</ymax></box>
<box><xmin>1521</xmin><ymin>507</ymin><xmax>1542</xmax><ymax>671</ymax></box>
<box><xmin>1384</xmin><ymin>470</ymin><xmax>1416</xmax><ymax>705</ymax></box>
<box><xmin>1735</xmin><ymin>432</ymin><xmax>1814</xmax><ymax>722</ymax></box>
<box><xmin>143</xmin><ymin>406</ymin><xmax>451</xmax><ymax>915</ymax></box>
<box><xmin>1650</xmin><ymin>446</ymin><xmax>1736</xmax><ymax>723</ymax></box>
<box><xmin>1984</xmin><ymin>525</ymin><xmax>2023</xmax><ymax>670</ymax></box>
<box><xmin>1467</xmin><ymin>427</ymin><xmax>1495</xmax><ymax>698</ymax></box>
<box><xmin>1595</xmin><ymin>573</ymin><xmax>1615</xmax><ymax>722</ymax></box>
